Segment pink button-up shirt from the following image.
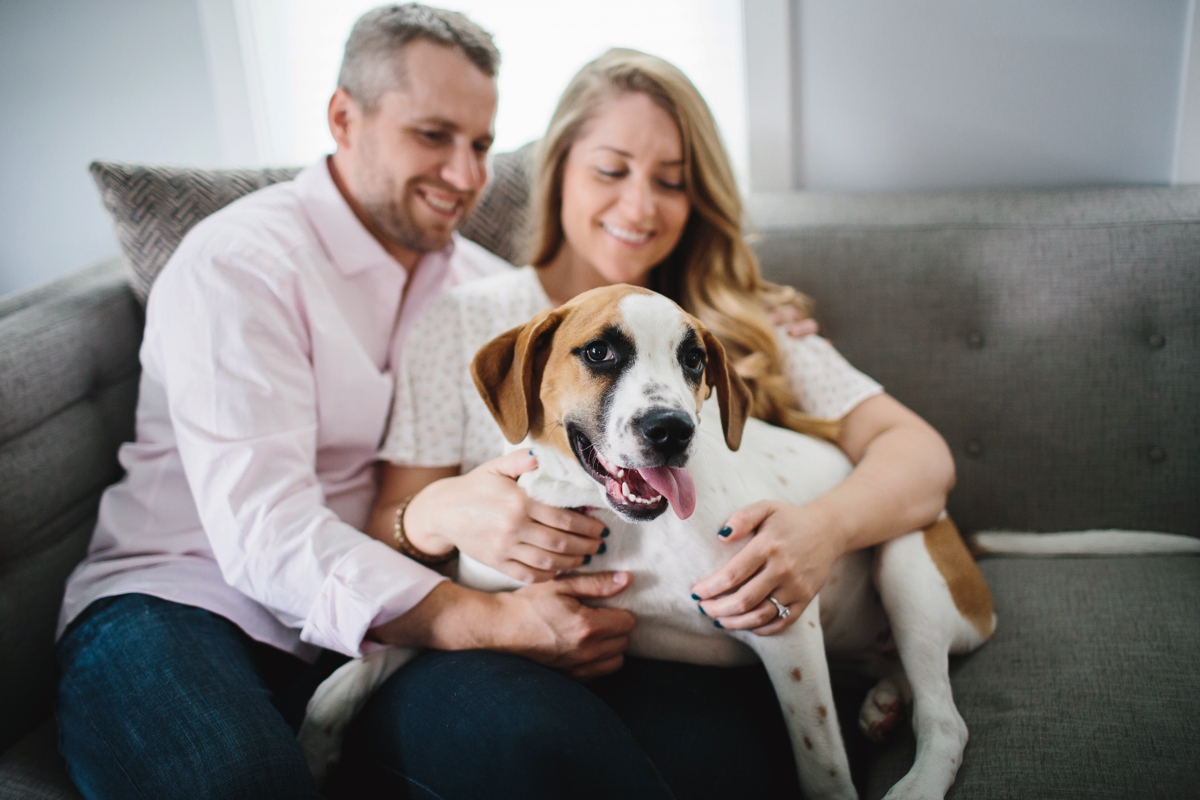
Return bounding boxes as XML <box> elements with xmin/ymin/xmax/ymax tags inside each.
<box><xmin>58</xmin><ymin>158</ymin><xmax>507</xmax><ymax>660</ymax></box>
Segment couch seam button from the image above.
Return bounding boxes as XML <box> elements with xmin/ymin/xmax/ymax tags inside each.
<box><xmin>965</xmin><ymin>438</ymin><xmax>983</xmax><ymax>458</ymax></box>
<box><xmin>1148</xmin><ymin>446</ymin><xmax>1166</xmax><ymax>463</ymax></box>
<box><xmin>967</xmin><ymin>331</ymin><xmax>985</xmax><ymax>349</ymax></box>
<box><xmin>1148</xmin><ymin>333</ymin><xmax>1165</xmax><ymax>349</ymax></box>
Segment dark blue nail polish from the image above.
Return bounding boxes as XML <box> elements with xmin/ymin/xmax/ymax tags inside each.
<box><xmin>601</xmin><ymin>528</ymin><xmax>610</xmax><ymax>538</ymax></box>
<box><xmin>583</xmin><ymin>555</ymin><xmax>591</xmax><ymax>566</ymax></box>
<box><xmin>690</xmin><ymin>593</ymin><xmax>700</xmax><ymax>601</ymax></box>
<box><xmin>528</xmin><ymin>449</ymin><xmax>534</xmax><ymax>456</ymax></box>
<box><xmin>718</xmin><ymin>526</ymin><xmax>733</xmax><ymax>538</ymax></box>
<box><xmin>597</xmin><ymin>542</ymin><xmax>607</xmax><ymax>555</ymax></box>
<box><xmin>698</xmin><ymin>605</ymin><xmax>707</xmax><ymax>616</ymax></box>
<box><xmin>714</xmin><ymin>620</ymin><xmax>724</xmax><ymax>629</ymax></box>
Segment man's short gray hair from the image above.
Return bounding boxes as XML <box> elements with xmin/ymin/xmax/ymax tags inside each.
<box><xmin>338</xmin><ymin>3</ymin><xmax>499</xmax><ymax>113</ymax></box>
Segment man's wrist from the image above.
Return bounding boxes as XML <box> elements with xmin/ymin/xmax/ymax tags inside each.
<box><xmin>370</xmin><ymin>581</ymin><xmax>503</xmax><ymax>651</ymax></box>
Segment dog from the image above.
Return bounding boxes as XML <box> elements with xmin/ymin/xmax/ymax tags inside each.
<box><xmin>300</xmin><ymin>284</ymin><xmax>998</xmax><ymax>799</ymax></box>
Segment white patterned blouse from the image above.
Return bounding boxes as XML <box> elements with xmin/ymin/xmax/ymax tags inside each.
<box><xmin>380</xmin><ymin>266</ymin><xmax>883</xmax><ymax>471</ymax></box>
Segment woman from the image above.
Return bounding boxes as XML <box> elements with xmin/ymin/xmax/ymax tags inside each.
<box><xmin>346</xmin><ymin>49</ymin><xmax>954</xmax><ymax>799</ymax></box>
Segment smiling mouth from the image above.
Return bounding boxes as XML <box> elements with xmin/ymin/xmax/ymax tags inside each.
<box><xmin>418</xmin><ymin>188</ymin><xmax>463</xmax><ymax>217</ymax></box>
<box><xmin>569</xmin><ymin>426</ymin><xmax>669</xmax><ymax>521</ymax></box>
<box><xmin>601</xmin><ymin>222</ymin><xmax>654</xmax><ymax>245</ymax></box>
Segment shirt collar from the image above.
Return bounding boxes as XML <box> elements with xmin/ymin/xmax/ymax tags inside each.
<box><xmin>293</xmin><ymin>156</ymin><xmax>456</xmax><ymax>278</ymax></box>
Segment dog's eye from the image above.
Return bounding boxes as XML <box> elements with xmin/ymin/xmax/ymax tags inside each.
<box><xmin>583</xmin><ymin>341</ymin><xmax>613</xmax><ymax>363</ymax></box>
<box><xmin>683</xmin><ymin>349</ymin><xmax>705</xmax><ymax>372</ymax></box>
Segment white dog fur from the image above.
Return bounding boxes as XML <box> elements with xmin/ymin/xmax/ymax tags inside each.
<box><xmin>300</xmin><ymin>285</ymin><xmax>1001</xmax><ymax>799</ymax></box>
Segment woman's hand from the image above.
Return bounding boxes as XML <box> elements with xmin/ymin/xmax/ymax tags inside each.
<box><xmin>766</xmin><ymin>303</ymin><xmax>819</xmax><ymax>338</ymax></box>
<box><xmin>690</xmin><ymin>394</ymin><xmax>955</xmax><ymax>636</ymax></box>
<box><xmin>400</xmin><ymin>451</ymin><xmax>607</xmax><ymax>583</ymax></box>
<box><xmin>371</xmin><ymin>572</ymin><xmax>636</xmax><ymax>680</ymax></box>
<box><xmin>690</xmin><ymin>501</ymin><xmax>844</xmax><ymax>635</ymax></box>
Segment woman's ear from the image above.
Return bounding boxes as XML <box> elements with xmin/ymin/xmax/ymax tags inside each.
<box><xmin>471</xmin><ymin>308</ymin><xmax>564</xmax><ymax>443</ymax></box>
<box><xmin>700</xmin><ymin>329</ymin><xmax>752</xmax><ymax>450</ymax></box>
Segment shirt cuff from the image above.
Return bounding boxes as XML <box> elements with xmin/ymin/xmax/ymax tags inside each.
<box><xmin>300</xmin><ymin>538</ymin><xmax>447</xmax><ymax>657</ymax></box>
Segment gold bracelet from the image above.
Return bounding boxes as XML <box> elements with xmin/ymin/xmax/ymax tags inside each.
<box><xmin>393</xmin><ymin>494</ymin><xmax>458</xmax><ymax>565</ymax></box>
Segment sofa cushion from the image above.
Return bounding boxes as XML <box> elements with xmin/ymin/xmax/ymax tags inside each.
<box><xmin>89</xmin><ymin>144</ymin><xmax>534</xmax><ymax>305</ymax></box>
<box><xmin>0</xmin><ymin>260</ymin><xmax>141</xmax><ymax>756</ymax></box>
<box><xmin>749</xmin><ymin>187</ymin><xmax>1200</xmax><ymax>537</ymax></box>
<box><xmin>863</xmin><ymin>554</ymin><xmax>1200</xmax><ymax>799</ymax></box>
<box><xmin>0</xmin><ymin>719</ymin><xmax>81</xmax><ymax>800</ymax></box>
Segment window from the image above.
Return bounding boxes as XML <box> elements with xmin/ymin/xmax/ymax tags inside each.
<box><xmin>219</xmin><ymin>0</ymin><xmax>748</xmax><ymax>189</ymax></box>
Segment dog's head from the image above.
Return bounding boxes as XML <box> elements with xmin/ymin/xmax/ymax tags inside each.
<box><xmin>471</xmin><ymin>284</ymin><xmax>751</xmax><ymax>522</ymax></box>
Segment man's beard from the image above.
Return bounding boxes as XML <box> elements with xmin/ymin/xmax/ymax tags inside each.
<box><xmin>360</xmin><ymin>183</ymin><xmax>456</xmax><ymax>255</ymax></box>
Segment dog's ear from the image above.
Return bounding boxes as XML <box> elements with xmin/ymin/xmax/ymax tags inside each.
<box><xmin>700</xmin><ymin>329</ymin><xmax>752</xmax><ymax>451</ymax></box>
<box><xmin>471</xmin><ymin>308</ymin><xmax>564</xmax><ymax>444</ymax></box>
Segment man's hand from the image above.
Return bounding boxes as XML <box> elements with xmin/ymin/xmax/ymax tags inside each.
<box><xmin>497</xmin><ymin>572</ymin><xmax>636</xmax><ymax>679</ymax></box>
<box><xmin>403</xmin><ymin>451</ymin><xmax>607</xmax><ymax>582</ymax></box>
<box><xmin>371</xmin><ymin>572</ymin><xmax>635</xmax><ymax>680</ymax></box>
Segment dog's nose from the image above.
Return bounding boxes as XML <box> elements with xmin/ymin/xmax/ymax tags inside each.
<box><xmin>636</xmin><ymin>409</ymin><xmax>694</xmax><ymax>459</ymax></box>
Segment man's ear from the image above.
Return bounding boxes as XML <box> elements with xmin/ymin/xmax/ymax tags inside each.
<box><xmin>471</xmin><ymin>308</ymin><xmax>564</xmax><ymax>443</ymax></box>
<box><xmin>700</xmin><ymin>329</ymin><xmax>752</xmax><ymax>451</ymax></box>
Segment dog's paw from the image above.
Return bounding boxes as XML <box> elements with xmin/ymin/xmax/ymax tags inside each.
<box><xmin>859</xmin><ymin>676</ymin><xmax>908</xmax><ymax>743</ymax></box>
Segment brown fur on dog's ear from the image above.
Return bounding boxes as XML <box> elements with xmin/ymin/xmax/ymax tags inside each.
<box><xmin>471</xmin><ymin>308</ymin><xmax>564</xmax><ymax>444</ymax></box>
<box><xmin>700</xmin><ymin>329</ymin><xmax>752</xmax><ymax>451</ymax></box>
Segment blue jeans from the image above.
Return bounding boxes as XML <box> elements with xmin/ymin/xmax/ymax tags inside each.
<box><xmin>57</xmin><ymin>594</ymin><xmax>800</xmax><ymax>799</ymax></box>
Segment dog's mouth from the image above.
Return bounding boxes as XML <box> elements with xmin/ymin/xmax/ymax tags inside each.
<box><xmin>569</xmin><ymin>426</ymin><xmax>696</xmax><ymax>521</ymax></box>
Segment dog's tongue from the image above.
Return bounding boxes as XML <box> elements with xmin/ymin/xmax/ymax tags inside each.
<box><xmin>640</xmin><ymin>466</ymin><xmax>696</xmax><ymax>520</ymax></box>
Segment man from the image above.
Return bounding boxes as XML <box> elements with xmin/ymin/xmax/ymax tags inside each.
<box><xmin>56</xmin><ymin>6</ymin><xmax>662</xmax><ymax>799</ymax></box>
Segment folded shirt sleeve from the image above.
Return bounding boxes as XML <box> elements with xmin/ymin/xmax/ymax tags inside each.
<box><xmin>152</xmin><ymin>246</ymin><xmax>445</xmax><ymax>657</ymax></box>
<box><xmin>779</xmin><ymin>332</ymin><xmax>884</xmax><ymax>420</ymax></box>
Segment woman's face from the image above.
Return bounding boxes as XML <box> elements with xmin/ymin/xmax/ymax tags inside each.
<box><xmin>558</xmin><ymin>92</ymin><xmax>691</xmax><ymax>286</ymax></box>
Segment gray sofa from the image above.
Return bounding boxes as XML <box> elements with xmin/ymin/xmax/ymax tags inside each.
<box><xmin>1</xmin><ymin>151</ymin><xmax>1197</xmax><ymax>799</ymax></box>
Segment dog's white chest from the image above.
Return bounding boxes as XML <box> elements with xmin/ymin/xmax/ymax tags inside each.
<box><xmin>459</xmin><ymin>402</ymin><xmax>860</xmax><ymax>666</ymax></box>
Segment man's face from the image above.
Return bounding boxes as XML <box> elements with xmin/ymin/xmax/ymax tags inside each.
<box><xmin>332</xmin><ymin>39</ymin><xmax>497</xmax><ymax>258</ymax></box>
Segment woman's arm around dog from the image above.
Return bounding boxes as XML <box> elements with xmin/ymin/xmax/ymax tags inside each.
<box><xmin>692</xmin><ymin>393</ymin><xmax>955</xmax><ymax>635</ymax></box>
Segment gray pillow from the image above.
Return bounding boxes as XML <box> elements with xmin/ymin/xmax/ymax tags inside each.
<box><xmin>90</xmin><ymin>142</ymin><xmax>536</xmax><ymax>305</ymax></box>
<box><xmin>89</xmin><ymin>162</ymin><xmax>301</xmax><ymax>304</ymax></box>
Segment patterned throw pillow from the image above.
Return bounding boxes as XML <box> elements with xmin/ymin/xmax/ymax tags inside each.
<box><xmin>90</xmin><ymin>142</ymin><xmax>535</xmax><ymax>305</ymax></box>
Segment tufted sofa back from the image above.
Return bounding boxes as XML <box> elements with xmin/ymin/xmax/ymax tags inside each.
<box><xmin>749</xmin><ymin>188</ymin><xmax>1200</xmax><ymax>536</ymax></box>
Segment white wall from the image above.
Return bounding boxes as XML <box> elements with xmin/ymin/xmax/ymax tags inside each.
<box><xmin>0</xmin><ymin>0</ymin><xmax>222</xmax><ymax>296</ymax></box>
<box><xmin>744</xmin><ymin>0</ymin><xmax>1196</xmax><ymax>192</ymax></box>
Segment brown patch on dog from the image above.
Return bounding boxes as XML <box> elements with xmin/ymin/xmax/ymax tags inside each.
<box><xmin>818</xmin><ymin>705</ymin><xmax>827</xmax><ymax>721</ymax></box>
<box><xmin>923</xmin><ymin>516</ymin><xmax>996</xmax><ymax>639</ymax></box>
<box><xmin>829</xmin><ymin>769</ymin><xmax>837</xmax><ymax>777</ymax></box>
<box><xmin>804</xmin><ymin>736</ymin><xmax>813</xmax><ymax>750</ymax></box>
<box><xmin>808</xmin><ymin>621</ymin><xmax>815</xmax><ymax>628</ymax></box>
<box><xmin>790</xmin><ymin>667</ymin><xmax>802</xmax><ymax>682</ymax></box>
<box><xmin>778</xmin><ymin>475</ymin><xmax>788</xmax><ymax>485</ymax></box>
<box><xmin>471</xmin><ymin>284</ymin><xmax>752</xmax><ymax>459</ymax></box>
<box><xmin>697</xmin><ymin>327</ymin><xmax>751</xmax><ymax>450</ymax></box>
<box><xmin>786</xmin><ymin>704</ymin><xmax>795</xmax><ymax>716</ymax></box>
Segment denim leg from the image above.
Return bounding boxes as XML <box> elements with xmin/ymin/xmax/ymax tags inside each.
<box><xmin>587</xmin><ymin>657</ymin><xmax>803</xmax><ymax>800</ymax></box>
<box><xmin>56</xmin><ymin>594</ymin><xmax>323</xmax><ymax>800</ymax></box>
<box><xmin>334</xmin><ymin>649</ymin><xmax>675</xmax><ymax>800</ymax></box>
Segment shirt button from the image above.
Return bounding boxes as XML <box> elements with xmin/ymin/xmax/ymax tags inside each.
<box><xmin>965</xmin><ymin>439</ymin><xmax>983</xmax><ymax>458</ymax></box>
<box><xmin>1148</xmin><ymin>446</ymin><xmax>1166</xmax><ymax>463</ymax></box>
<box><xmin>967</xmin><ymin>331</ymin><xmax>985</xmax><ymax>349</ymax></box>
<box><xmin>1148</xmin><ymin>333</ymin><xmax>1166</xmax><ymax>349</ymax></box>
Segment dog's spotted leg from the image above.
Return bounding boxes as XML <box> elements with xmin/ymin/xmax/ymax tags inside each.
<box><xmin>873</xmin><ymin>525</ymin><xmax>993</xmax><ymax>800</ymax></box>
<box><xmin>736</xmin><ymin>596</ymin><xmax>859</xmax><ymax>800</ymax></box>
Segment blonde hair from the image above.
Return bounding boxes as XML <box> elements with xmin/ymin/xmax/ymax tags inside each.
<box><xmin>529</xmin><ymin>48</ymin><xmax>837</xmax><ymax>441</ymax></box>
